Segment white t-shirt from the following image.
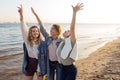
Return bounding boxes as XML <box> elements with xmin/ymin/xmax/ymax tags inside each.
<box><xmin>21</xmin><ymin>21</ymin><xmax>40</xmax><ymax>71</ymax></box>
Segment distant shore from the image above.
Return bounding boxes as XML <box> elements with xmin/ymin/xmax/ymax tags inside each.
<box><xmin>1</xmin><ymin>37</ymin><xmax>120</xmax><ymax>80</ymax></box>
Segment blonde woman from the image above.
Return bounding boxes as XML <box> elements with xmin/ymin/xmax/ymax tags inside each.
<box><xmin>18</xmin><ymin>5</ymin><xmax>49</xmax><ymax>80</ymax></box>
<box><xmin>31</xmin><ymin>8</ymin><xmax>63</xmax><ymax>80</ymax></box>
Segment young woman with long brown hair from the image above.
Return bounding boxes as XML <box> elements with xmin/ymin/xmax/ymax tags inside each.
<box><xmin>18</xmin><ymin>5</ymin><xmax>49</xmax><ymax>80</ymax></box>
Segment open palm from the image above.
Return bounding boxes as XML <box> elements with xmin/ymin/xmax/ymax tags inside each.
<box><xmin>72</xmin><ymin>3</ymin><xmax>84</xmax><ymax>13</ymax></box>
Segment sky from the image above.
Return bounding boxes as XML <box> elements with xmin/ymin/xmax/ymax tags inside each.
<box><xmin>0</xmin><ymin>0</ymin><xmax>120</xmax><ymax>23</ymax></box>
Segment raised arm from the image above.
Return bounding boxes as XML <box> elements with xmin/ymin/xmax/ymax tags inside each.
<box><xmin>31</xmin><ymin>8</ymin><xmax>49</xmax><ymax>38</ymax></box>
<box><xmin>18</xmin><ymin>5</ymin><xmax>28</xmax><ymax>42</ymax></box>
<box><xmin>70</xmin><ymin>3</ymin><xmax>84</xmax><ymax>43</ymax></box>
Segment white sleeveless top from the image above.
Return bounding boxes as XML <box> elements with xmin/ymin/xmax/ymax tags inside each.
<box><xmin>56</xmin><ymin>37</ymin><xmax>78</xmax><ymax>65</ymax></box>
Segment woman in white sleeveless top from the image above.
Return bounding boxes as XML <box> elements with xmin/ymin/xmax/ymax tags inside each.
<box><xmin>56</xmin><ymin>2</ymin><xmax>84</xmax><ymax>80</ymax></box>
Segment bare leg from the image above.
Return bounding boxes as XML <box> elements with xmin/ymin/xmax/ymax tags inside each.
<box><xmin>36</xmin><ymin>72</ymin><xmax>43</xmax><ymax>80</ymax></box>
<box><xmin>25</xmin><ymin>76</ymin><xmax>34</xmax><ymax>80</ymax></box>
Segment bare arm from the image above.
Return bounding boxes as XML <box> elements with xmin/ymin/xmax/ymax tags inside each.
<box><xmin>70</xmin><ymin>3</ymin><xmax>84</xmax><ymax>43</ymax></box>
<box><xmin>18</xmin><ymin>5</ymin><xmax>28</xmax><ymax>42</ymax></box>
<box><xmin>31</xmin><ymin>7</ymin><xmax>42</xmax><ymax>25</ymax></box>
<box><xmin>31</xmin><ymin>8</ymin><xmax>49</xmax><ymax>38</ymax></box>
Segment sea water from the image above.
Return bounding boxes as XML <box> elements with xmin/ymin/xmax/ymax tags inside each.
<box><xmin>0</xmin><ymin>23</ymin><xmax>120</xmax><ymax>59</ymax></box>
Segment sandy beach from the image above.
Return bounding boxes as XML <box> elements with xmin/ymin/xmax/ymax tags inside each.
<box><xmin>1</xmin><ymin>38</ymin><xmax>120</xmax><ymax>80</ymax></box>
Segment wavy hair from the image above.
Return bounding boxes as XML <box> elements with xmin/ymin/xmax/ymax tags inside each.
<box><xmin>27</xmin><ymin>26</ymin><xmax>42</xmax><ymax>47</ymax></box>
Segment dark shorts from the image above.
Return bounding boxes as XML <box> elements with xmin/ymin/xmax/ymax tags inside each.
<box><xmin>25</xmin><ymin>57</ymin><xmax>38</xmax><ymax>76</ymax></box>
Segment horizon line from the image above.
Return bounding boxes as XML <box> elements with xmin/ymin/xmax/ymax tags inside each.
<box><xmin>0</xmin><ymin>22</ymin><xmax>120</xmax><ymax>25</ymax></box>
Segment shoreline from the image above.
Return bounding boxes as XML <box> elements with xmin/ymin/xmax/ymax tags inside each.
<box><xmin>1</xmin><ymin>37</ymin><xmax>120</xmax><ymax>80</ymax></box>
<box><xmin>76</xmin><ymin>37</ymin><xmax>120</xmax><ymax>80</ymax></box>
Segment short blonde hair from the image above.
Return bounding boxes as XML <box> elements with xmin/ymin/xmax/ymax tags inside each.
<box><xmin>52</xmin><ymin>24</ymin><xmax>62</xmax><ymax>36</ymax></box>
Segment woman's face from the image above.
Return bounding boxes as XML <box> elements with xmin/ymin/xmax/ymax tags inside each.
<box><xmin>31</xmin><ymin>28</ymin><xmax>39</xmax><ymax>38</ymax></box>
<box><xmin>50</xmin><ymin>26</ymin><xmax>59</xmax><ymax>37</ymax></box>
<box><xmin>63</xmin><ymin>30</ymin><xmax>70</xmax><ymax>38</ymax></box>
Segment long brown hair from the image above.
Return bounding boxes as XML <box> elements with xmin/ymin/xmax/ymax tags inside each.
<box><xmin>27</xmin><ymin>26</ymin><xmax>42</xmax><ymax>47</ymax></box>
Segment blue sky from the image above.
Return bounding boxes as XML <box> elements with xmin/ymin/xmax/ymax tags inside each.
<box><xmin>0</xmin><ymin>0</ymin><xmax>120</xmax><ymax>23</ymax></box>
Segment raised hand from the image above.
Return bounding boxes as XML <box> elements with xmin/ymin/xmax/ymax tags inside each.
<box><xmin>31</xmin><ymin>7</ymin><xmax>43</xmax><ymax>25</ymax></box>
<box><xmin>18</xmin><ymin>5</ymin><xmax>23</xmax><ymax>21</ymax></box>
<box><xmin>70</xmin><ymin>2</ymin><xmax>84</xmax><ymax>43</ymax></box>
<box><xmin>31</xmin><ymin>7</ymin><xmax>37</xmax><ymax>15</ymax></box>
<box><xmin>72</xmin><ymin>3</ymin><xmax>84</xmax><ymax>13</ymax></box>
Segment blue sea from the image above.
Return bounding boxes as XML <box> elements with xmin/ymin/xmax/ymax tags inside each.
<box><xmin>0</xmin><ymin>23</ymin><xmax>120</xmax><ymax>59</ymax></box>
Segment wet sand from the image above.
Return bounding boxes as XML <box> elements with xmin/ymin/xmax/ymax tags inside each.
<box><xmin>76</xmin><ymin>37</ymin><xmax>120</xmax><ymax>80</ymax></box>
<box><xmin>1</xmin><ymin>38</ymin><xmax>120</xmax><ymax>80</ymax></box>
<box><xmin>0</xmin><ymin>53</ymin><xmax>24</xmax><ymax>80</ymax></box>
